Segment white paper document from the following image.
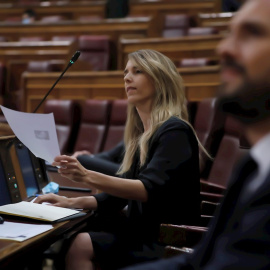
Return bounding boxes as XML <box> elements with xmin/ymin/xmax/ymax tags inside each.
<box><xmin>0</xmin><ymin>221</ymin><xmax>53</xmax><ymax>242</ymax></box>
<box><xmin>0</xmin><ymin>105</ymin><xmax>60</xmax><ymax>163</ymax></box>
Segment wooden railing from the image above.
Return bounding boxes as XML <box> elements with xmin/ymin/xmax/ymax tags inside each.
<box><xmin>118</xmin><ymin>34</ymin><xmax>224</xmax><ymax>69</ymax></box>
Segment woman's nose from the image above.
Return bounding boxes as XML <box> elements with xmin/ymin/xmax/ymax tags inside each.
<box><xmin>124</xmin><ymin>73</ymin><xmax>132</xmax><ymax>83</ymax></box>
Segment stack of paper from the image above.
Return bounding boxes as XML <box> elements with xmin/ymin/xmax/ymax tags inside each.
<box><xmin>0</xmin><ymin>222</ymin><xmax>53</xmax><ymax>242</ymax></box>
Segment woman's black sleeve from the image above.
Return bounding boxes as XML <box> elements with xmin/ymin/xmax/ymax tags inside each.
<box><xmin>139</xmin><ymin>125</ymin><xmax>195</xmax><ymax>202</ymax></box>
<box><xmin>93</xmin><ymin>192</ymin><xmax>128</xmax><ymax>214</ymax></box>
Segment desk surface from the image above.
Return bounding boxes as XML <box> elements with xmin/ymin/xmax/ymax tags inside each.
<box><xmin>0</xmin><ymin>171</ymin><xmax>94</xmax><ymax>270</ymax></box>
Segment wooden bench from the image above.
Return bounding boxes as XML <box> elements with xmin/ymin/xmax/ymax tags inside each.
<box><xmin>0</xmin><ymin>40</ymin><xmax>77</xmax><ymax>64</ymax></box>
<box><xmin>0</xmin><ymin>1</ymin><xmax>106</xmax><ymax>21</ymax></box>
<box><xmin>130</xmin><ymin>0</ymin><xmax>222</xmax><ymax>17</ymax></box>
<box><xmin>0</xmin><ymin>17</ymin><xmax>155</xmax><ymax>42</ymax></box>
<box><xmin>21</xmin><ymin>66</ymin><xmax>220</xmax><ymax>112</ymax></box>
<box><xmin>0</xmin><ymin>0</ymin><xmax>221</xmax><ymax>22</ymax></box>
<box><xmin>118</xmin><ymin>34</ymin><xmax>224</xmax><ymax>69</ymax></box>
<box><xmin>0</xmin><ymin>40</ymin><xmax>78</xmax><ymax>96</ymax></box>
<box><xmin>197</xmin><ymin>12</ymin><xmax>233</xmax><ymax>33</ymax></box>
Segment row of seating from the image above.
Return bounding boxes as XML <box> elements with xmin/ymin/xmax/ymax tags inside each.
<box><xmin>45</xmin><ymin>98</ymin><xmax>248</xmax><ymax>193</ymax></box>
<box><xmin>44</xmin><ymin>99</ymin><xmax>127</xmax><ymax>155</ymax></box>
<box><xmin>0</xmin><ymin>35</ymin><xmax>111</xmax><ymax>71</ymax></box>
<box><xmin>44</xmin><ymin>98</ymin><xmax>247</xmax><ymax>257</ymax></box>
<box><xmin>0</xmin><ymin>0</ymin><xmax>222</xmax><ymax>23</ymax></box>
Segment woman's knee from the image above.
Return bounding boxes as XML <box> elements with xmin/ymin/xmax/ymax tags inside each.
<box><xmin>67</xmin><ymin>232</ymin><xmax>94</xmax><ymax>260</ymax></box>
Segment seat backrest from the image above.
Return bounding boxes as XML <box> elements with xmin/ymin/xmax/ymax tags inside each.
<box><xmin>5</xmin><ymin>17</ymin><xmax>21</xmax><ymax>23</ymax></box>
<box><xmin>162</xmin><ymin>14</ymin><xmax>190</xmax><ymax>38</ymax></box>
<box><xmin>0</xmin><ymin>36</ymin><xmax>7</xmax><ymax>42</ymax></box>
<box><xmin>44</xmin><ymin>100</ymin><xmax>81</xmax><ymax>154</ymax></box>
<box><xmin>78</xmin><ymin>35</ymin><xmax>110</xmax><ymax>71</ymax></box>
<box><xmin>7</xmin><ymin>60</ymin><xmax>63</xmax><ymax>111</ymax></box>
<box><xmin>194</xmin><ymin>98</ymin><xmax>223</xmax><ymax>148</ymax></box>
<box><xmin>27</xmin><ymin>61</ymin><xmax>56</xmax><ymax>72</ymax></box>
<box><xmin>74</xmin><ymin>100</ymin><xmax>111</xmax><ymax>154</ymax></box>
<box><xmin>19</xmin><ymin>37</ymin><xmax>45</xmax><ymax>42</ymax></box>
<box><xmin>0</xmin><ymin>62</ymin><xmax>6</xmax><ymax>97</ymax></box>
<box><xmin>78</xmin><ymin>16</ymin><xmax>102</xmax><ymax>22</ymax></box>
<box><xmin>194</xmin><ymin>98</ymin><xmax>226</xmax><ymax>177</ymax></box>
<box><xmin>206</xmin><ymin>116</ymin><xmax>244</xmax><ymax>186</ymax></box>
<box><xmin>178</xmin><ymin>58</ymin><xmax>218</xmax><ymax>67</ymax></box>
<box><xmin>188</xmin><ymin>27</ymin><xmax>218</xmax><ymax>36</ymax></box>
<box><xmin>40</xmin><ymin>15</ymin><xmax>66</xmax><ymax>23</ymax></box>
<box><xmin>102</xmin><ymin>99</ymin><xmax>128</xmax><ymax>151</ymax></box>
<box><xmin>187</xmin><ymin>101</ymin><xmax>198</xmax><ymax>126</ymax></box>
<box><xmin>51</xmin><ymin>36</ymin><xmax>78</xmax><ymax>42</ymax></box>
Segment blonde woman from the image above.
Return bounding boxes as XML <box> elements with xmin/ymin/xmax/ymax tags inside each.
<box><xmin>36</xmin><ymin>49</ymin><xmax>201</xmax><ymax>270</ymax></box>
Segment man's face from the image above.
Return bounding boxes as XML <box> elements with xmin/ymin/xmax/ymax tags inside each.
<box><xmin>217</xmin><ymin>0</ymin><xmax>270</xmax><ymax>96</ymax></box>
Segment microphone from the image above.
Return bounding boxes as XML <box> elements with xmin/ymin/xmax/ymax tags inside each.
<box><xmin>32</xmin><ymin>51</ymin><xmax>81</xmax><ymax>113</ymax></box>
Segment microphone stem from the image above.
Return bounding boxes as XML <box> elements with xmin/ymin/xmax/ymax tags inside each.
<box><xmin>32</xmin><ymin>62</ymin><xmax>72</xmax><ymax>113</ymax></box>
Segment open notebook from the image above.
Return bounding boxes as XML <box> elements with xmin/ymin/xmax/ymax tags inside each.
<box><xmin>0</xmin><ymin>201</ymin><xmax>86</xmax><ymax>223</ymax></box>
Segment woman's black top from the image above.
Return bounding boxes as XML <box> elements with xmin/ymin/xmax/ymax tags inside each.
<box><xmin>93</xmin><ymin>117</ymin><xmax>200</xmax><ymax>244</ymax></box>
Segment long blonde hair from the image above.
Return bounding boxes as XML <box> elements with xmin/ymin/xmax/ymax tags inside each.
<box><xmin>118</xmin><ymin>49</ymin><xmax>207</xmax><ymax>175</ymax></box>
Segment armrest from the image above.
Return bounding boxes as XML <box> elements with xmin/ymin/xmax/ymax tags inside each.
<box><xmin>200</xmin><ymin>215</ymin><xmax>213</xmax><ymax>227</ymax></box>
<box><xmin>164</xmin><ymin>246</ymin><xmax>194</xmax><ymax>258</ymax></box>
<box><xmin>201</xmin><ymin>200</ymin><xmax>219</xmax><ymax>216</ymax></box>
<box><xmin>200</xmin><ymin>179</ymin><xmax>226</xmax><ymax>194</ymax></box>
<box><xmin>159</xmin><ymin>224</ymin><xmax>207</xmax><ymax>248</ymax></box>
<box><xmin>200</xmin><ymin>191</ymin><xmax>223</xmax><ymax>203</ymax></box>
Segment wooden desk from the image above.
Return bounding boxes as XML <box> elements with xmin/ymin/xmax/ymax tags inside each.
<box><xmin>0</xmin><ymin>170</ymin><xmax>94</xmax><ymax>270</ymax></box>
<box><xmin>0</xmin><ymin>173</ymin><xmax>94</xmax><ymax>270</ymax></box>
<box><xmin>21</xmin><ymin>66</ymin><xmax>220</xmax><ymax>112</ymax></box>
<box><xmin>0</xmin><ymin>40</ymin><xmax>77</xmax><ymax>100</ymax></box>
<box><xmin>0</xmin><ymin>1</ymin><xmax>106</xmax><ymax>21</ymax></box>
<box><xmin>0</xmin><ymin>17</ymin><xmax>154</xmax><ymax>42</ymax></box>
<box><xmin>198</xmin><ymin>12</ymin><xmax>233</xmax><ymax>33</ymax></box>
<box><xmin>0</xmin><ymin>0</ymin><xmax>220</xmax><ymax>22</ymax></box>
<box><xmin>0</xmin><ymin>212</ymin><xmax>92</xmax><ymax>270</ymax></box>
<box><xmin>0</xmin><ymin>40</ymin><xmax>77</xmax><ymax>65</ymax></box>
<box><xmin>130</xmin><ymin>0</ymin><xmax>221</xmax><ymax>17</ymax></box>
<box><xmin>118</xmin><ymin>34</ymin><xmax>224</xmax><ymax>69</ymax></box>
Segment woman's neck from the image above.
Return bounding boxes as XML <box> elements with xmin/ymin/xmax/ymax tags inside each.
<box><xmin>136</xmin><ymin>105</ymin><xmax>151</xmax><ymax>132</ymax></box>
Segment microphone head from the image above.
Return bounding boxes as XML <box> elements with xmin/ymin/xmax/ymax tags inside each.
<box><xmin>70</xmin><ymin>51</ymin><xmax>81</xmax><ymax>64</ymax></box>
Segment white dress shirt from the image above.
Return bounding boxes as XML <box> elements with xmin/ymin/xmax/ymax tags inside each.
<box><xmin>247</xmin><ymin>132</ymin><xmax>270</xmax><ymax>192</ymax></box>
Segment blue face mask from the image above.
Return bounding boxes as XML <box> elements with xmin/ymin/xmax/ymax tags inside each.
<box><xmin>22</xmin><ymin>18</ymin><xmax>31</xmax><ymax>24</ymax></box>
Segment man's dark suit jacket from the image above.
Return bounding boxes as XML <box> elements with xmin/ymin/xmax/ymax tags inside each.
<box><xmin>123</xmin><ymin>155</ymin><xmax>270</xmax><ymax>269</ymax></box>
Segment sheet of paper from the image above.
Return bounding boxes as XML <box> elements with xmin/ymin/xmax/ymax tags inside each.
<box><xmin>0</xmin><ymin>221</ymin><xmax>53</xmax><ymax>242</ymax></box>
<box><xmin>0</xmin><ymin>105</ymin><xmax>60</xmax><ymax>163</ymax></box>
<box><xmin>0</xmin><ymin>201</ymin><xmax>80</xmax><ymax>222</ymax></box>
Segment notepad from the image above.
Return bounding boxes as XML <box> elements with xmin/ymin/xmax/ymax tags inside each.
<box><xmin>0</xmin><ymin>201</ymin><xmax>86</xmax><ymax>223</ymax></box>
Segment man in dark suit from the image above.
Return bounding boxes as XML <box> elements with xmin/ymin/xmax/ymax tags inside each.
<box><xmin>123</xmin><ymin>0</ymin><xmax>270</xmax><ymax>269</ymax></box>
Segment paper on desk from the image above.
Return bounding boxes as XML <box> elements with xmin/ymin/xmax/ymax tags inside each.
<box><xmin>0</xmin><ymin>221</ymin><xmax>53</xmax><ymax>242</ymax></box>
<box><xmin>0</xmin><ymin>105</ymin><xmax>60</xmax><ymax>163</ymax></box>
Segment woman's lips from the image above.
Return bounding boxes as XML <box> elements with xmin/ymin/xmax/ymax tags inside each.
<box><xmin>126</xmin><ymin>87</ymin><xmax>137</xmax><ymax>92</ymax></box>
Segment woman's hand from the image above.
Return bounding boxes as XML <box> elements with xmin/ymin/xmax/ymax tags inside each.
<box><xmin>52</xmin><ymin>155</ymin><xmax>90</xmax><ymax>184</ymax></box>
<box><xmin>34</xmin><ymin>193</ymin><xmax>70</xmax><ymax>208</ymax></box>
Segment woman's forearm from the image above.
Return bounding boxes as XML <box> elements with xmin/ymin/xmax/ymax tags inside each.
<box><xmin>54</xmin><ymin>155</ymin><xmax>148</xmax><ymax>202</ymax></box>
<box><xmin>84</xmin><ymin>171</ymin><xmax>148</xmax><ymax>202</ymax></box>
<box><xmin>68</xmin><ymin>195</ymin><xmax>98</xmax><ymax>210</ymax></box>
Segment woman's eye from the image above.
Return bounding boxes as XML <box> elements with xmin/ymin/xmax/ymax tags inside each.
<box><xmin>135</xmin><ymin>69</ymin><xmax>142</xmax><ymax>74</ymax></box>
